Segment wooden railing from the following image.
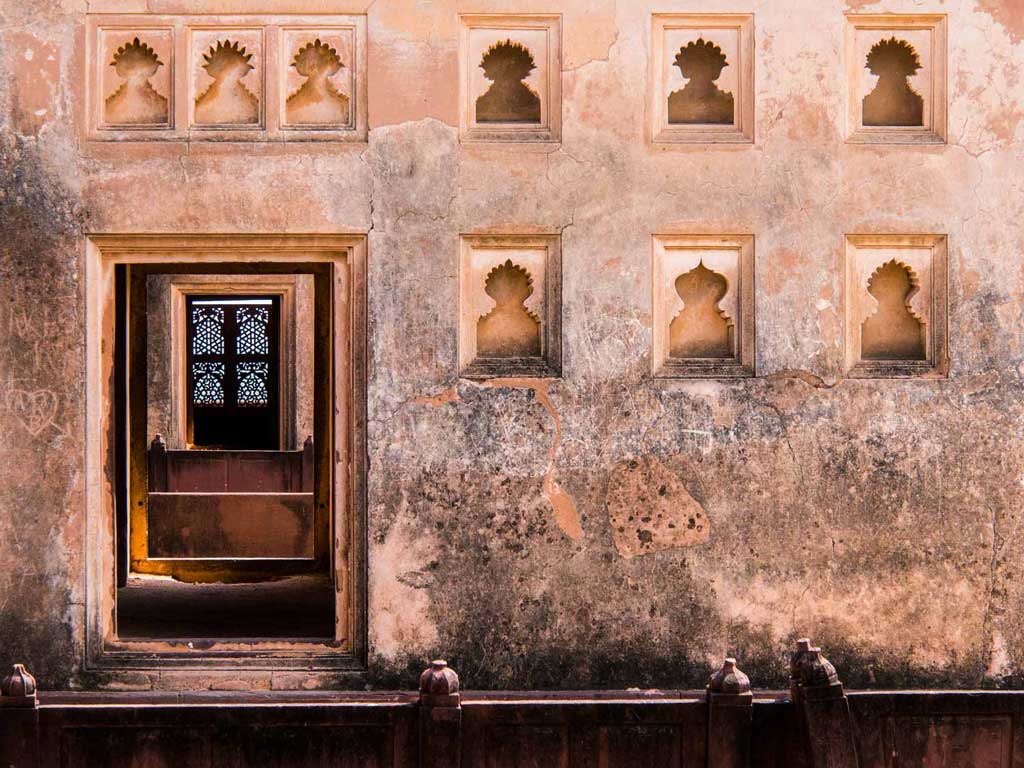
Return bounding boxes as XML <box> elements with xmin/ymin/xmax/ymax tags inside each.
<box><xmin>1</xmin><ymin>642</ymin><xmax>1020</xmax><ymax>766</ymax></box>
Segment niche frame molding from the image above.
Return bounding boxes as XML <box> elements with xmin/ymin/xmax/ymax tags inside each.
<box><xmin>84</xmin><ymin>14</ymin><xmax>368</xmax><ymax>142</ymax></box>
<box><xmin>458</xmin><ymin>14</ymin><xmax>563</xmax><ymax>145</ymax></box>
<box><xmin>652</xmin><ymin>234</ymin><xmax>755</xmax><ymax>378</ymax></box>
<box><xmin>458</xmin><ymin>233</ymin><xmax>562</xmax><ymax>379</ymax></box>
<box><xmin>649</xmin><ymin>14</ymin><xmax>755</xmax><ymax>146</ymax></box>
<box><xmin>844</xmin><ymin>14</ymin><xmax>947</xmax><ymax>145</ymax></box>
<box><xmin>84</xmin><ymin>234</ymin><xmax>368</xmax><ymax>673</ymax></box>
<box><xmin>843</xmin><ymin>233</ymin><xmax>948</xmax><ymax>378</ymax></box>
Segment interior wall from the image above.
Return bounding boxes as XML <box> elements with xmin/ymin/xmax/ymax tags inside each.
<box><xmin>1</xmin><ymin>0</ymin><xmax>1024</xmax><ymax>691</ymax></box>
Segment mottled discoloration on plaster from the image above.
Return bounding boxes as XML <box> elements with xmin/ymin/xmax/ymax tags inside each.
<box><xmin>3</xmin><ymin>0</ymin><xmax>1024</xmax><ymax>692</ymax></box>
<box><xmin>976</xmin><ymin>0</ymin><xmax>1024</xmax><ymax>44</ymax></box>
<box><xmin>606</xmin><ymin>456</ymin><xmax>709</xmax><ymax>558</ymax></box>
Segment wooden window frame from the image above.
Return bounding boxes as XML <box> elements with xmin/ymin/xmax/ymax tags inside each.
<box><xmin>85</xmin><ymin>234</ymin><xmax>367</xmax><ymax>672</ymax></box>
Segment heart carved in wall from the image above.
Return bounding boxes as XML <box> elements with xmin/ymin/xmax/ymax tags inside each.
<box><xmin>8</xmin><ymin>389</ymin><xmax>59</xmax><ymax>437</ymax></box>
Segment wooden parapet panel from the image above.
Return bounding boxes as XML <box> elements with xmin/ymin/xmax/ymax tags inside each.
<box><xmin>147</xmin><ymin>492</ymin><xmax>315</xmax><ymax>559</ymax></box>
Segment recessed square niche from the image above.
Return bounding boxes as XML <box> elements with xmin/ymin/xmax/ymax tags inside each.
<box><xmin>91</xmin><ymin>23</ymin><xmax>176</xmax><ymax>136</ymax></box>
<box><xmin>189</xmin><ymin>26</ymin><xmax>265</xmax><ymax>131</ymax></box>
<box><xmin>844</xmin><ymin>234</ymin><xmax>948</xmax><ymax>378</ymax></box>
<box><xmin>458</xmin><ymin>15</ymin><xmax>562</xmax><ymax>144</ymax></box>
<box><xmin>279</xmin><ymin>25</ymin><xmax>362</xmax><ymax>134</ymax></box>
<box><xmin>845</xmin><ymin>14</ymin><xmax>947</xmax><ymax>144</ymax></box>
<box><xmin>650</xmin><ymin>14</ymin><xmax>754</xmax><ymax>145</ymax></box>
<box><xmin>459</xmin><ymin>234</ymin><xmax>561</xmax><ymax>378</ymax></box>
<box><xmin>652</xmin><ymin>235</ymin><xmax>755</xmax><ymax>378</ymax></box>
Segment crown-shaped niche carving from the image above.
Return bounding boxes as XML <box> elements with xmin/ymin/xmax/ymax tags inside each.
<box><xmin>861</xmin><ymin>259</ymin><xmax>926</xmax><ymax>360</ymax></box>
<box><xmin>88</xmin><ymin>15</ymin><xmax>367</xmax><ymax>140</ymax></box>
<box><xmin>459</xmin><ymin>235</ymin><xmax>561</xmax><ymax>378</ymax></box>
<box><xmin>476</xmin><ymin>40</ymin><xmax>542</xmax><ymax>124</ymax></box>
<box><xmin>194</xmin><ymin>38</ymin><xmax>260</xmax><ymax>125</ymax></box>
<box><xmin>476</xmin><ymin>260</ymin><xmax>542</xmax><ymax>357</ymax></box>
<box><xmin>863</xmin><ymin>38</ymin><xmax>923</xmax><ymax>127</ymax></box>
<box><xmin>845</xmin><ymin>235</ymin><xmax>947</xmax><ymax>377</ymax></box>
<box><xmin>651</xmin><ymin>15</ymin><xmax>754</xmax><ymax>144</ymax></box>
<box><xmin>105</xmin><ymin>37</ymin><xmax>169</xmax><ymax>125</ymax></box>
<box><xmin>96</xmin><ymin>27</ymin><xmax>174</xmax><ymax>130</ymax></box>
<box><xmin>652</xmin><ymin>235</ymin><xmax>754</xmax><ymax>378</ymax></box>
<box><xmin>282</xmin><ymin>32</ymin><xmax>354</xmax><ymax>127</ymax></box>
<box><xmin>668</xmin><ymin>38</ymin><xmax>734</xmax><ymax>125</ymax></box>
<box><xmin>459</xmin><ymin>15</ymin><xmax>561</xmax><ymax>143</ymax></box>
<box><xmin>846</xmin><ymin>15</ymin><xmax>947</xmax><ymax>144</ymax></box>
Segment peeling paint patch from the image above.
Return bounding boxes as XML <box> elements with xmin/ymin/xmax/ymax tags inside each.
<box><xmin>412</xmin><ymin>385</ymin><xmax>460</xmax><ymax>407</ymax></box>
<box><xmin>369</xmin><ymin>516</ymin><xmax>440</xmax><ymax>661</ymax></box>
<box><xmin>606</xmin><ymin>456</ymin><xmax>709</xmax><ymax>557</ymax></box>
<box><xmin>4</xmin><ymin>32</ymin><xmax>59</xmax><ymax>137</ymax></box>
<box><xmin>485</xmin><ymin>379</ymin><xmax>583</xmax><ymax>541</ymax></box>
<box><xmin>977</xmin><ymin>0</ymin><xmax>1024</xmax><ymax>44</ymax></box>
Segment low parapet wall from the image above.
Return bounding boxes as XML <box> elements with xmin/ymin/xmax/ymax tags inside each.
<box><xmin>1</xmin><ymin>643</ymin><xmax>1021</xmax><ymax>767</ymax></box>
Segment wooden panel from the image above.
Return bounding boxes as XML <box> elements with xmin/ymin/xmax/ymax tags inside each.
<box><xmin>62</xmin><ymin>727</ymin><xmax>212</xmax><ymax>768</ymax></box>
<box><xmin>159</xmin><ymin>449</ymin><xmax>308</xmax><ymax>492</ymax></box>
<box><xmin>884</xmin><ymin>716</ymin><xmax>1011</xmax><ymax>768</ymax></box>
<box><xmin>147</xmin><ymin>492</ymin><xmax>314</xmax><ymax>558</ymax></box>
<box><xmin>598</xmin><ymin>725</ymin><xmax>682</xmax><ymax>768</ymax></box>
<box><xmin>461</xmin><ymin>698</ymin><xmax>702</xmax><ymax>768</ymax></box>
<box><xmin>485</xmin><ymin>725</ymin><xmax>569</xmax><ymax>768</ymax></box>
<box><xmin>211</xmin><ymin>725</ymin><xmax>393</xmax><ymax>768</ymax></box>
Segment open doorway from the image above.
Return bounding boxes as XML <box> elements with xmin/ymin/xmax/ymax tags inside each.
<box><xmin>114</xmin><ymin>265</ymin><xmax>334</xmax><ymax>640</ymax></box>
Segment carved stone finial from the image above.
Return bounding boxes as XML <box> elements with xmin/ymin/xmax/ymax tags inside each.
<box><xmin>151</xmin><ymin>434</ymin><xmax>166</xmax><ymax>450</ymax></box>
<box><xmin>790</xmin><ymin>638</ymin><xmax>812</xmax><ymax>673</ymax></box>
<box><xmin>419</xmin><ymin>659</ymin><xmax>460</xmax><ymax>708</ymax></box>
<box><xmin>708</xmin><ymin>657</ymin><xmax>751</xmax><ymax>695</ymax></box>
<box><xmin>789</xmin><ymin>638</ymin><xmax>814</xmax><ymax>688</ymax></box>
<box><xmin>1</xmin><ymin>663</ymin><xmax>38</xmax><ymax>708</ymax></box>
<box><xmin>798</xmin><ymin>649</ymin><xmax>840</xmax><ymax>690</ymax></box>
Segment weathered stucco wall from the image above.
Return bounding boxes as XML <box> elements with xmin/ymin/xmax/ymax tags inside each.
<box><xmin>2</xmin><ymin>0</ymin><xmax>1024</xmax><ymax>691</ymax></box>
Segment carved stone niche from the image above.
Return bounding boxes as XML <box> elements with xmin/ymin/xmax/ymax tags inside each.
<box><xmin>189</xmin><ymin>26</ymin><xmax>265</xmax><ymax>131</ymax></box>
<box><xmin>650</xmin><ymin>14</ymin><xmax>754</xmax><ymax>145</ymax></box>
<box><xmin>89</xmin><ymin>22</ymin><xmax>175</xmax><ymax>136</ymax></box>
<box><xmin>458</xmin><ymin>15</ymin><xmax>562</xmax><ymax>144</ymax></box>
<box><xmin>279</xmin><ymin>24</ymin><xmax>366</xmax><ymax>137</ymax></box>
<box><xmin>845</xmin><ymin>14</ymin><xmax>947</xmax><ymax>144</ymax></box>
<box><xmin>652</xmin><ymin>234</ymin><xmax>755</xmax><ymax>378</ymax></box>
<box><xmin>85</xmin><ymin>14</ymin><xmax>367</xmax><ymax>141</ymax></box>
<box><xmin>844</xmin><ymin>234</ymin><xmax>948</xmax><ymax>378</ymax></box>
<box><xmin>459</xmin><ymin>234</ymin><xmax>561</xmax><ymax>379</ymax></box>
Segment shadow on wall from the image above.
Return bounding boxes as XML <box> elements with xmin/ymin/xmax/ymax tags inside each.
<box><xmin>861</xmin><ymin>259</ymin><xmax>926</xmax><ymax>360</ymax></box>
<box><xmin>863</xmin><ymin>37</ymin><xmax>923</xmax><ymax>126</ymax></box>
<box><xmin>286</xmin><ymin>38</ymin><xmax>349</xmax><ymax>125</ymax></box>
<box><xmin>476</xmin><ymin>260</ymin><xmax>542</xmax><ymax>358</ymax></box>
<box><xmin>669</xmin><ymin>261</ymin><xmax>733</xmax><ymax>358</ymax></box>
<box><xmin>668</xmin><ymin>37</ymin><xmax>734</xmax><ymax>125</ymax></box>
<box><xmin>104</xmin><ymin>37</ymin><xmax>168</xmax><ymax>124</ymax></box>
<box><xmin>476</xmin><ymin>39</ymin><xmax>541</xmax><ymax>123</ymax></box>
